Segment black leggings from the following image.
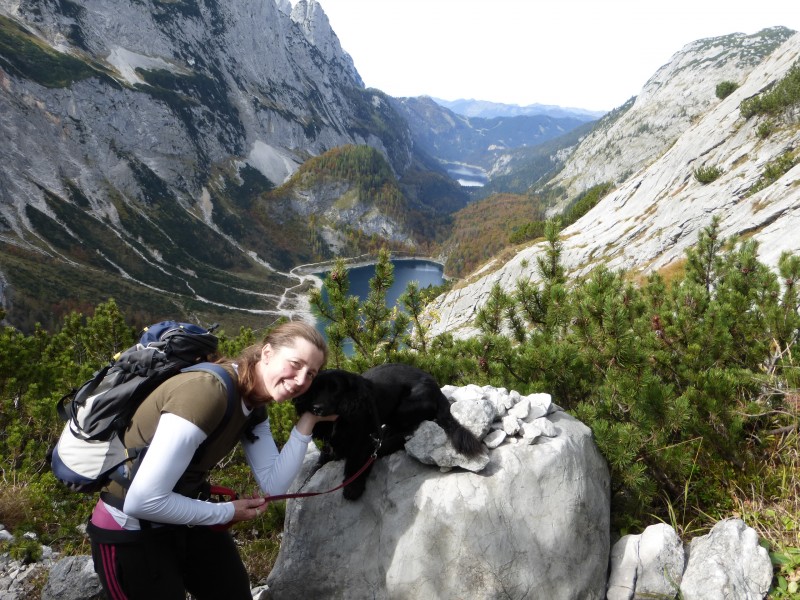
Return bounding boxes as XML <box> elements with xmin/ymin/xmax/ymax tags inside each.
<box><xmin>87</xmin><ymin>521</ymin><xmax>251</xmax><ymax>600</ymax></box>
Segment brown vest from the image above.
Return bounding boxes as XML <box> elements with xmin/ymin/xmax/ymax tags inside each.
<box><xmin>104</xmin><ymin>366</ymin><xmax>256</xmax><ymax>501</ymax></box>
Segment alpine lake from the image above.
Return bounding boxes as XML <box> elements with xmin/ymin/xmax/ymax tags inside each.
<box><xmin>312</xmin><ymin>258</ymin><xmax>445</xmax><ymax>351</ymax></box>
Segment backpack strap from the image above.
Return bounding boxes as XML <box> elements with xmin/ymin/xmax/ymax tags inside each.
<box><xmin>181</xmin><ymin>362</ymin><xmax>239</xmax><ymax>453</ymax></box>
<box><xmin>101</xmin><ymin>363</ymin><xmax>239</xmax><ymax>510</ymax></box>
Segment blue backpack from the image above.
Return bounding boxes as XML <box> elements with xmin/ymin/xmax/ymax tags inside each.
<box><xmin>50</xmin><ymin>321</ymin><xmax>237</xmax><ymax>493</ymax></box>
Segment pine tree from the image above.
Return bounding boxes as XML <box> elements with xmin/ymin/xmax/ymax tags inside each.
<box><xmin>399</xmin><ymin>281</ymin><xmax>429</xmax><ymax>354</ymax></box>
<box><xmin>309</xmin><ymin>248</ymin><xmax>410</xmax><ymax>370</ymax></box>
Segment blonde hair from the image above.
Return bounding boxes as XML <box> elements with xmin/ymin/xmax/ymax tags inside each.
<box><xmin>228</xmin><ymin>321</ymin><xmax>327</xmax><ymax>401</ymax></box>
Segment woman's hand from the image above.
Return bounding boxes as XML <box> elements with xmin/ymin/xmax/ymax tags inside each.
<box><xmin>230</xmin><ymin>496</ymin><xmax>268</xmax><ymax>524</ymax></box>
<box><xmin>295</xmin><ymin>411</ymin><xmax>338</xmax><ymax>436</ymax></box>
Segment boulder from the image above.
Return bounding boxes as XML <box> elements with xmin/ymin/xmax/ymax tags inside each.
<box><xmin>41</xmin><ymin>556</ymin><xmax>104</xmax><ymax>600</ymax></box>
<box><xmin>265</xmin><ymin>409</ymin><xmax>610</xmax><ymax>599</ymax></box>
<box><xmin>679</xmin><ymin>519</ymin><xmax>772</xmax><ymax>600</ymax></box>
<box><xmin>606</xmin><ymin>523</ymin><xmax>685</xmax><ymax>599</ymax></box>
<box><xmin>605</xmin><ymin>518</ymin><xmax>773</xmax><ymax>600</ymax></box>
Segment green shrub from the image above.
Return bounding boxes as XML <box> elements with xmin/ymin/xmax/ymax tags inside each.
<box><xmin>741</xmin><ymin>62</ymin><xmax>800</xmax><ymax>118</ymax></box>
<box><xmin>509</xmin><ymin>220</ymin><xmax>546</xmax><ymax>244</ymax></box>
<box><xmin>563</xmin><ymin>182</ymin><xmax>615</xmax><ymax>226</ymax></box>
<box><xmin>716</xmin><ymin>80</ymin><xmax>739</xmax><ymax>100</ymax></box>
<box><xmin>467</xmin><ymin>217</ymin><xmax>800</xmax><ymax>540</ymax></box>
<box><xmin>7</xmin><ymin>537</ymin><xmax>43</xmax><ymax>564</ymax></box>
<box><xmin>693</xmin><ymin>165</ymin><xmax>724</xmax><ymax>184</ymax></box>
<box><xmin>756</xmin><ymin>121</ymin><xmax>775</xmax><ymax>139</ymax></box>
<box><xmin>748</xmin><ymin>152</ymin><xmax>797</xmax><ymax>195</ymax></box>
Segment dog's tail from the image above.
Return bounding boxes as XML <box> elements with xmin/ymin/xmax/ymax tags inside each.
<box><xmin>436</xmin><ymin>393</ymin><xmax>484</xmax><ymax>457</ymax></box>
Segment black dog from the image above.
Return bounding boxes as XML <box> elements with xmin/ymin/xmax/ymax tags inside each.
<box><xmin>293</xmin><ymin>363</ymin><xmax>484</xmax><ymax>500</ymax></box>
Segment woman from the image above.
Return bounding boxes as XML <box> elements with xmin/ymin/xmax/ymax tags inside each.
<box><xmin>87</xmin><ymin>321</ymin><xmax>332</xmax><ymax>599</ymax></box>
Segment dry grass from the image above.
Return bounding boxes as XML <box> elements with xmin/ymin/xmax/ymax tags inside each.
<box><xmin>730</xmin><ymin>428</ymin><xmax>800</xmax><ymax>598</ymax></box>
<box><xmin>0</xmin><ymin>480</ymin><xmax>32</xmax><ymax>532</ymax></box>
<box><xmin>656</xmin><ymin>258</ymin><xmax>688</xmax><ymax>287</ymax></box>
<box><xmin>239</xmin><ymin>533</ymin><xmax>282</xmax><ymax>586</ymax></box>
<box><xmin>235</xmin><ymin>500</ymin><xmax>287</xmax><ymax>586</ymax></box>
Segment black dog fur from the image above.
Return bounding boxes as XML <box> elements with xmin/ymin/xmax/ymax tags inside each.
<box><xmin>293</xmin><ymin>363</ymin><xmax>484</xmax><ymax>500</ymax></box>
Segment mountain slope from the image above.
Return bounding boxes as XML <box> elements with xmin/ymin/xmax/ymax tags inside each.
<box><xmin>538</xmin><ymin>27</ymin><xmax>796</xmax><ymax>213</ymax></box>
<box><xmin>433</xmin><ymin>97</ymin><xmax>605</xmax><ymax>120</ymax></box>
<box><xmin>427</xmin><ymin>29</ymin><xmax>800</xmax><ymax>339</ymax></box>
<box><xmin>0</xmin><ymin>0</ymin><xmax>459</xmax><ymax>331</ymax></box>
<box><xmin>391</xmin><ymin>95</ymin><xmax>592</xmax><ymax>180</ymax></box>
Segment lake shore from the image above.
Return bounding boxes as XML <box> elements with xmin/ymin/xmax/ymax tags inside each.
<box><xmin>290</xmin><ymin>253</ymin><xmax>445</xmax><ymax>278</ymax></box>
<box><xmin>282</xmin><ymin>254</ymin><xmax>447</xmax><ymax>327</ymax></box>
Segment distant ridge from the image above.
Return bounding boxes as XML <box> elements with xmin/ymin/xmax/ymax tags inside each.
<box><xmin>432</xmin><ymin>97</ymin><xmax>607</xmax><ymax>121</ymax></box>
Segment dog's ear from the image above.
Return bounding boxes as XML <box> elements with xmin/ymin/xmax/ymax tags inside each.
<box><xmin>292</xmin><ymin>368</ymin><xmax>331</xmax><ymax>414</ymax></box>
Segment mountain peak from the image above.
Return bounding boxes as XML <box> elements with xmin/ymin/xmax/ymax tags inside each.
<box><xmin>290</xmin><ymin>0</ymin><xmax>363</xmax><ymax>87</ymax></box>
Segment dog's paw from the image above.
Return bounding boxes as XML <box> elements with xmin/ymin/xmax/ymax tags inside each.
<box><xmin>342</xmin><ymin>481</ymin><xmax>366</xmax><ymax>501</ymax></box>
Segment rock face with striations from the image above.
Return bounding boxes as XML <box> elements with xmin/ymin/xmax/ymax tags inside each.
<box><xmin>0</xmin><ymin>0</ymin><xmax>427</xmax><ymax>327</ymax></box>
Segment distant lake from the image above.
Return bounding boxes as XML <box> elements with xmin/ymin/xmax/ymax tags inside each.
<box><xmin>313</xmin><ymin>259</ymin><xmax>445</xmax><ymax>348</ymax></box>
<box><xmin>315</xmin><ymin>258</ymin><xmax>445</xmax><ymax>307</ymax></box>
<box><xmin>442</xmin><ymin>162</ymin><xmax>488</xmax><ymax>187</ymax></box>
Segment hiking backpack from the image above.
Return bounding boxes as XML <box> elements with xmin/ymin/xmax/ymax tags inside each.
<box><xmin>50</xmin><ymin>320</ymin><xmax>237</xmax><ymax>493</ymax></box>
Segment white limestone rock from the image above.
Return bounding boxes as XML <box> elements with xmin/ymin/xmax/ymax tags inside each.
<box><xmin>450</xmin><ymin>395</ymin><xmax>497</xmax><ymax>439</ymax></box>
<box><xmin>482</xmin><ymin>429</ymin><xmax>506</xmax><ymax>449</ymax></box>
<box><xmin>501</xmin><ymin>414</ymin><xmax>521</xmax><ymax>436</ymax></box>
<box><xmin>267</xmin><ymin>409</ymin><xmax>611</xmax><ymax>599</ymax></box>
<box><xmin>404</xmin><ymin>421</ymin><xmax>490</xmax><ymax>472</ymax></box>
<box><xmin>679</xmin><ymin>519</ymin><xmax>772</xmax><ymax>600</ymax></box>
<box><xmin>607</xmin><ymin>523</ymin><xmax>685</xmax><ymax>600</ymax></box>
<box><xmin>508</xmin><ymin>397</ymin><xmax>530</xmax><ymax>419</ymax></box>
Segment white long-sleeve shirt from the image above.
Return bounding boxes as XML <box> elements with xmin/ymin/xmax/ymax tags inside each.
<box><xmin>102</xmin><ymin>407</ymin><xmax>311</xmax><ymax>530</ymax></box>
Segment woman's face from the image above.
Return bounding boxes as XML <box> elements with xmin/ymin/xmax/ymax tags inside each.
<box><xmin>257</xmin><ymin>338</ymin><xmax>324</xmax><ymax>402</ymax></box>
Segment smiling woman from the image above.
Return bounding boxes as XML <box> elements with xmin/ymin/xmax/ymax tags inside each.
<box><xmin>251</xmin><ymin>325</ymin><xmax>326</xmax><ymax>404</ymax></box>
<box><xmin>85</xmin><ymin>320</ymin><xmax>333</xmax><ymax>600</ymax></box>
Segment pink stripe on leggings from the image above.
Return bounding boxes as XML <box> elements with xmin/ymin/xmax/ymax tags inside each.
<box><xmin>100</xmin><ymin>544</ymin><xmax>127</xmax><ymax>600</ymax></box>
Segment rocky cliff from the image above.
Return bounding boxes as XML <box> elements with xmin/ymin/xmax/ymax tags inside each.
<box><xmin>0</xmin><ymin>0</ymin><xmax>455</xmax><ymax>331</ymax></box>
<box><xmin>540</xmin><ymin>27</ymin><xmax>795</xmax><ymax>212</ymax></box>
<box><xmin>427</xmin><ymin>29</ymin><xmax>800</xmax><ymax>339</ymax></box>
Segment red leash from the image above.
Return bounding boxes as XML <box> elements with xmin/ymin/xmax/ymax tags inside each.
<box><xmin>261</xmin><ymin>425</ymin><xmax>386</xmax><ymax>502</ymax></box>
<box><xmin>262</xmin><ymin>453</ymin><xmax>377</xmax><ymax>502</ymax></box>
<box><xmin>210</xmin><ymin>428</ymin><xmax>385</xmax><ymax>529</ymax></box>
<box><xmin>209</xmin><ymin>454</ymin><xmax>377</xmax><ymax>505</ymax></box>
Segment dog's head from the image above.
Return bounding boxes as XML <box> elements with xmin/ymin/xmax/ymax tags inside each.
<box><xmin>292</xmin><ymin>369</ymin><xmax>373</xmax><ymax>418</ymax></box>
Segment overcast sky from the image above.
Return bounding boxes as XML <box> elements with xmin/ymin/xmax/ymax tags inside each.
<box><xmin>304</xmin><ymin>0</ymin><xmax>800</xmax><ymax>112</ymax></box>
